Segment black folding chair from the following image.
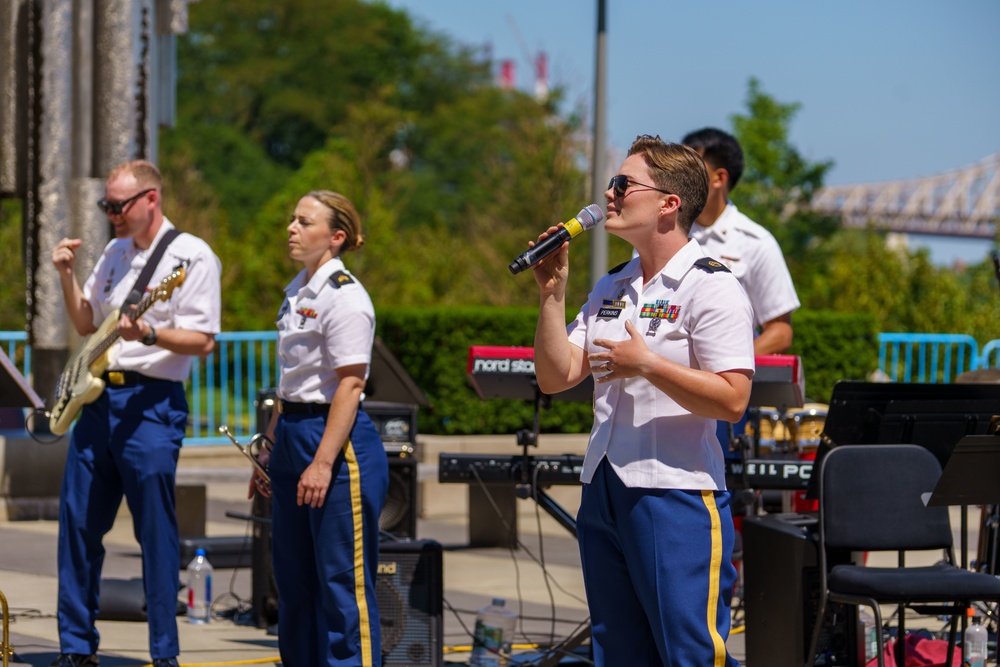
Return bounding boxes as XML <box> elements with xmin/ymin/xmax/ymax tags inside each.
<box><xmin>807</xmin><ymin>444</ymin><xmax>1000</xmax><ymax>667</ymax></box>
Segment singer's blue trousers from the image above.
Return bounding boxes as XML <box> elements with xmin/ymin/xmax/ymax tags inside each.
<box><xmin>577</xmin><ymin>459</ymin><xmax>741</xmax><ymax>667</ymax></box>
<box><xmin>270</xmin><ymin>408</ymin><xmax>388</xmax><ymax>667</ymax></box>
<box><xmin>57</xmin><ymin>379</ymin><xmax>186</xmax><ymax>660</ymax></box>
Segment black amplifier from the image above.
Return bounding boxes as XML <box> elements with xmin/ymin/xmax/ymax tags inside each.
<box><xmin>366</xmin><ymin>401</ymin><xmax>419</xmax><ymax>455</ymax></box>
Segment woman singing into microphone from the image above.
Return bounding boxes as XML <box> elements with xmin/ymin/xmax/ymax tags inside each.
<box><xmin>251</xmin><ymin>190</ymin><xmax>388</xmax><ymax>667</ymax></box>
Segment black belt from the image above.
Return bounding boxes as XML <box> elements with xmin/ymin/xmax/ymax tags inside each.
<box><xmin>280</xmin><ymin>401</ymin><xmax>331</xmax><ymax>415</ymax></box>
<box><xmin>101</xmin><ymin>370</ymin><xmax>172</xmax><ymax>387</ymax></box>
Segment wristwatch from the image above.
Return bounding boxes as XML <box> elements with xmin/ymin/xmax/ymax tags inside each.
<box><xmin>141</xmin><ymin>325</ymin><xmax>158</xmax><ymax>346</ymax></box>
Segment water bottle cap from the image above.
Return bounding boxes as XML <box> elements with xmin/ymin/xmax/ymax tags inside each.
<box><xmin>492</xmin><ymin>598</ymin><xmax>506</xmax><ymax>607</ymax></box>
<box><xmin>195</xmin><ymin>548</ymin><xmax>206</xmax><ymax>557</ymax></box>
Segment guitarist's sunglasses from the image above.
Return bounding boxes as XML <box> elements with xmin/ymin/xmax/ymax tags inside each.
<box><xmin>97</xmin><ymin>188</ymin><xmax>154</xmax><ymax>216</ymax></box>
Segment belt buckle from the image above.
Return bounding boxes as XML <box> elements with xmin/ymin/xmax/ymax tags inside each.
<box><xmin>277</xmin><ymin>400</ymin><xmax>284</xmax><ymax>414</ymax></box>
<box><xmin>107</xmin><ymin>371</ymin><xmax>126</xmax><ymax>386</ymax></box>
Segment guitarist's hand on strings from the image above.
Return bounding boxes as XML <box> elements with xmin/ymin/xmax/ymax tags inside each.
<box><xmin>117</xmin><ymin>313</ymin><xmax>153</xmax><ymax>344</ymax></box>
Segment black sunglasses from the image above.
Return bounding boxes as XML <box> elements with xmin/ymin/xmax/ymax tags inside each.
<box><xmin>97</xmin><ymin>188</ymin><xmax>155</xmax><ymax>216</ymax></box>
<box><xmin>608</xmin><ymin>174</ymin><xmax>673</xmax><ymax>199</ymax></box>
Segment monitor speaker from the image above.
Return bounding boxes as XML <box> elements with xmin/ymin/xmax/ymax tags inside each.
<box><xmin>382</xmin><ymin>455</ymin><xmax>418</xmax><ymax>539</ymax></box>
<box><xmin>743</xmin><ymin>513</ymin><xmax>862</xmax><ymax>667</ymax></box>
<box><xmin>252</xmin><ymin>529</ymin><xmax>444</xmax><ymax>667</ymax></box>
<box><xmin>378</xmin><ymin>539</ymin><xmax>444</xmax><ymax>666</ymax></box>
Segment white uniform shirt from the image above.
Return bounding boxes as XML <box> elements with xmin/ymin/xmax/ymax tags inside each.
<box><xmin>689</xmin><ymin>202</ymin><xmax>800</xmax><ymax>328</ymax></box>
<box><xmin>567</xmin><ymin>239</ymin><xmax>755</xmax><ymax>490</ymax></box>
<box><xmin>83</xmin><ymin>219</ymin><xmax>222</xmax><ymax>382</ymax></box>
<box><xmin>276</xmin><ymin>257</ymin><xmax>375</xmax><ymax>404</ymax></box>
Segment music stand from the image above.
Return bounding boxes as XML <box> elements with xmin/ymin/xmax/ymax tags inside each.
<box><xmin>927</xmin><ymin>435</ymin><xmax>1000</xmax><ymax>568</ymax></box>
<box><xmin>0</xmin><ymin>348</ymin><xmax>43</xmax><ymax>410</ymax></box>
<box><xmin>365</xmin><ymin>336</ymin><xmax>430</xmax><ymax>408</ymax></box>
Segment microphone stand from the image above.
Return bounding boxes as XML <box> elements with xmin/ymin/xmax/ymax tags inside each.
<box><xmin>514</xmin><ymin>381</ymin><xmax>577</xmax><ymax>538</ymax></box>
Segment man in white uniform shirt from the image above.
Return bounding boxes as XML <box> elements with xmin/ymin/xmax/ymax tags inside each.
<box><xmin>531</xmin><ymin>135</ymin><xmax>753</xmax><ymax>666</ymax></box>
<box><xmin>50</xmin><ymin>160</ymin><xmax>221</xmax><ymax>667</ymax></box>
<box><xmin>683</xmin><ymin>127</ymin><xmax>800</xmax><ymax>355</ymax></box>
<box><xmin>683</xmin><ymin>128</ymin><xmax>801</xmax><ymax>452</ymax></box>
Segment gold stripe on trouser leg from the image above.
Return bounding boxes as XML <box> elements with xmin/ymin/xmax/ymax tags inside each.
<box><xmin>700</xmin><ymin>490</ymin><xmax>727</xmax><ymax>667</ymax></box>
<box><xmin>346</xmin><ymin>442</ymin><xmax>375</xmax><ymax>666</ymax></box>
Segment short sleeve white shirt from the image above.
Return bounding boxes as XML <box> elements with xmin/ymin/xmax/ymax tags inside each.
<box><xmin>276</xmin><ymin>257</ymin><xmax>375</xmax><ymax>404</ymax></box>
<box><xmin>81</xmin><ymin>219</ymin><xmax>222</xmax><ymax>382</ymax></box>
<box><xmin>567</xmin><ymin>239</ymin><xmax>755</xmax><ymax>490</ymax></box>
<box><xmin>689</xmin><ymin>203</ymin><xmax>800</xmax><ymax>327</ymax></box>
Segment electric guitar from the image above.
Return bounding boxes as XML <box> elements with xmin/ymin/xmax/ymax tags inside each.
<box><xmin>48</xmin><ymin>267</ymin><xmax>186</xmax><ymax>435</ymax></box>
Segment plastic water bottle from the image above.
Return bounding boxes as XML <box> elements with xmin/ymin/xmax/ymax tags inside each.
<box><xmin>469</xmin><ymin>597</ymin><xmax>516</xmax><ymax>666</ymax></box>
<box><xmin>186</xmin><ymin>548</ymin><xmax>213</xmax><ymax>624</ymax></box>
<box><xmin>859</xmin><ymin>610</ymin><xmax>879</xmax><ymax>662</ymax></box>
<box><xmin>964</xmin><ymin>608</ymin><xmax>987</xmax><ymax>667</ymax></box>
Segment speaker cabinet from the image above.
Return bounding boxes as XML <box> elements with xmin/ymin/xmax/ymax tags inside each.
<box><xmin>743</xmin><ymin>513</ymin><xmax>862</xmax><ymax>667</ymax></box>
<box><xmin>253</xmin><ymin>528</ymin><xmax>444</xmax><ymax>666</ymax></box>
<box><xmin>382</xmin><ymin>455</ymin><xmax>418</xmax><ymax>539</ymax></box>
<box><xmin>367</xmin><ymin>401</ymin><xmax>419</xmax><ymax>456</ymax></box>
<box><xmin>378</xmin><ymin>539</ymin><xmax>444</xmax><ymax>667</ymax></box>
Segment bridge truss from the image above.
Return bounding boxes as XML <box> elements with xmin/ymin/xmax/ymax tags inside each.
<box><xmin>812</xmin><ymin>152</ymin><xmax>1000</xmax><ymax>239</ymax></box>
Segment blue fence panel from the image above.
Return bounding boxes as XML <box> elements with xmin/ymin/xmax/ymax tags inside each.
<box><xmin>186</xmin><ymin>331</ymin><xmax>279</xmax><ymax>444</ymax></box>
<box><xmin>0</xmin><ymin>331</ymin><xmax>279</xmax><ymax>445</ymax></box>
<box><xmin>0</xmin><ymin>331</ymin><xmax>30</xmax><ymax>378</ymax></box>
<box><xmin>877</xmin><ymin>333</ymin><xmax>979</xmax><ymax>383</ymax></box>
<box><xmin>979</xmin><ymin>339</ymin><xmax>1000</xmax><ymax>369</ymax></box>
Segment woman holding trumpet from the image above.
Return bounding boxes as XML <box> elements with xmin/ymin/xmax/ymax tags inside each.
<box><xmin>250</xmin><ymin>190</ymin><xmax>388</xmax><ymax>667</ymax></box>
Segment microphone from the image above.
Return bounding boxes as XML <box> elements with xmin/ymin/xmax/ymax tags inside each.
<box><xmin>508</xmin><ymin>204</ymin><xmax>605</xmax><ymax>275</ymax></box>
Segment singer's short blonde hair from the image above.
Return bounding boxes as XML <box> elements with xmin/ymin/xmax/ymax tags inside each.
<box><xmin>306</xmin><ymin>190</ymin><xmax>364</xmax><ymax>253</ymax></box>
<box><xmin>627</xmin><ymin>135</ymin><xmax>708</xmax><ymax>233</ymax></box>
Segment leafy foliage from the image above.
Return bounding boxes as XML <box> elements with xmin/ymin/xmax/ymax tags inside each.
<box><xmin>163</xmin><ymin>0</ymin><xmax>593</xmax><ymax>330</ymax></box>
<box><xmin>0</xmin><ymin>201</ymin><xmax>27</xmax><ymax>331</ymax></box>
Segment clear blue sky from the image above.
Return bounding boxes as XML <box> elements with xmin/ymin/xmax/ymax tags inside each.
<box><xmin>382</xmin><ymin>0</ymin><xmax>999</xmax><ymax>264</ymax></box>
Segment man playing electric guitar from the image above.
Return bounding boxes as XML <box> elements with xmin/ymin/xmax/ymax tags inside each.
<box><xmin>49</xmin><ymin>160</ymin><xmax>221</xmax><ymax>667</ymax></box>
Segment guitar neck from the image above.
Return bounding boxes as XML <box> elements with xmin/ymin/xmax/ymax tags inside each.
<box><xmin>84</xmin><ymin>290</ymin><xmax>158</xmax><ymax>367</ymax></box>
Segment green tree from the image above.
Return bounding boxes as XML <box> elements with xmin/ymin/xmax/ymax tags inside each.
<box><xmin>0</xmin><ymin>201</ymin><xmax>27</xmax><ymax>331</ymax></box>
<box><xmin>729</xmin><ymin>78</ymin><xmax>840</xmax><ymax>288</ymax></box>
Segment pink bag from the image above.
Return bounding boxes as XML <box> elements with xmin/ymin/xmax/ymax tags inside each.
<box><xmin>865</xmin><ymin>634</ymin><xmax>962</xmax><ymax>667</ymax></box>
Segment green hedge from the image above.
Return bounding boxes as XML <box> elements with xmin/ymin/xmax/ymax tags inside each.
<box><xmin>376</xmin><ymin>307</ymin><xmax>879</xmax><ymax>435</ymax></box>
<box><xmin>787</xmin><ymin>310</ymin><xmax>879</xmax><ymax>404</ymax></box>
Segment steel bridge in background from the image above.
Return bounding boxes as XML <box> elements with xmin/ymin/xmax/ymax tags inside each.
<box><xmin>812</xmin><ymin>152</ymin><xmax>1000</xmax><ymax>239</ymax></box>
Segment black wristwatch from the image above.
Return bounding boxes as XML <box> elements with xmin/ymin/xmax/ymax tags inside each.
<box><xmin>141</xmin><ymin>325</ymin><xmax>158</xmax><ymax>346</ymax></box>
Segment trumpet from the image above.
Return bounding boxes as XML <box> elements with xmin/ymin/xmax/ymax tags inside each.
<box><xmin>218</xmin><ymin>425</ymin><xmax>272</xmax><ymax>487</ymax></box>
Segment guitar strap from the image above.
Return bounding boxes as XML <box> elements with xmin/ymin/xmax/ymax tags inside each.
<box><xmin>121</xmin><ymin>228</ymin><xmax>182</xmax><ymax>313</ymax></box>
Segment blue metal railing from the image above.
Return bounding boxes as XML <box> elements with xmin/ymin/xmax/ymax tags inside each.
<box><xmin>980</xmin><ymin>339</ymin><xmax>1000</xmax><ymax>370</ymax></box>
<box><xmin>3</xmin><ymin>330</ymin><xmax>997</xmax><ymax>443</ymax></box>
<box><xmin>877</xmin><ymin>333</ymin><xmax>980</xmax><ymax>383</ymax></box>
<box><xmin>187</xmin><ymin>332</ymin><xmax>279</xmax><ymax>444</ymax></box>
<box><xmin>0</xmin><ymin>330</ymin><xmax>278</xmax><ymax>445</ymax></box>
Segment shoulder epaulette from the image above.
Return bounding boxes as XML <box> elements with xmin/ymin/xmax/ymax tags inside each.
<box><xmin>608</xmin><ymin>261</ymin><xmax>629</xmax><ymax>275</ymax></box>
<box><xmin>329</xmin><ymin>270</ymin><xmax>356</xmax><ymax>288</ymax></box>
<box><xmin>694</xmin><ymin>257</ymin><xmax>730</xmax><ymax>273</ymax></box>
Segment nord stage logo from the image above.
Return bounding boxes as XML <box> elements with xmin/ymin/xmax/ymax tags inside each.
<box><xmin>472</xmin><ymin>358</ymin><xmax>535</xmax><ymax>374</ymax></box>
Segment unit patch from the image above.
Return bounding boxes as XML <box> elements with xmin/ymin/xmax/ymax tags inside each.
<box><xmin>694</xmin><ymin>257</ymin><xmax>731</xmax><ymax>273</ymax></box>
<box><xmin>329</xmin><ymin>270</ymin><xmax>355</xmax><ymax>288</ymax></box>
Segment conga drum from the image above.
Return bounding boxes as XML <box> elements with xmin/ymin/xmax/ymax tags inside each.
<box><xmin>786</xmin><ymin>403</ymin><xmax>829</xmax><ymax>512</ymax></box>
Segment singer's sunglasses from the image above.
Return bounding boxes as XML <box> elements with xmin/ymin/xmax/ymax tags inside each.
<box><xmin>608</xmin><ymin>174</ymin><xmax>673</xmax><ymax>199</ymax></box>
<box><xmin>96</xmin><ymin>188</ymin><xmax>155</xmax><ymax>216</ymax></box>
